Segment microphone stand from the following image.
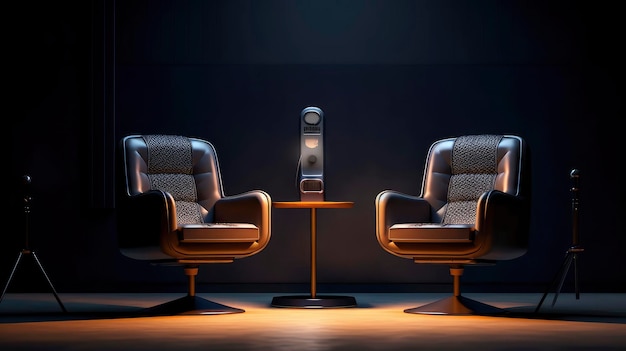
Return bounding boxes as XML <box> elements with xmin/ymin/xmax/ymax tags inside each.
<box><xmin>0</xmin><ymin>175</ymin><xmax>66</xmax><ymax>312</ymax></box>
<box><xmin>535</xmin><ymin>169</ymin><xmax>583</xmax><ymax>312</ymax></box>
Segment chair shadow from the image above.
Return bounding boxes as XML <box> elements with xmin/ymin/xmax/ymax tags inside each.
<box><xmin>0</xmin><ymin>303</ymin><xmax>144</xmax><ymax>323</ymax></box>
<box><xmin>503</xmin><ymin>305</ymin><xmax>626</xmax><ymax>324</ymax></box>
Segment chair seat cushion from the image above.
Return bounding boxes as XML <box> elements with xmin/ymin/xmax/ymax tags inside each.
<box><xmin>180</xmin><ymin>223</ymin><xmax>259</xmax><ymax>243</ymax></box>
<box><xmin>388</xmin><ymin>224</ymin><xmax>474</xmax><ymax>243</ymax></box>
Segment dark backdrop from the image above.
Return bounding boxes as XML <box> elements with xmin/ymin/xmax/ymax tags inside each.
<box><xmin>6</xmin><ymin>0</ymin><xmax>624</xmax><ymax>294</ymax></box>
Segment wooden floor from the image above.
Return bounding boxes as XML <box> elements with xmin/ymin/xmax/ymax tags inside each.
<box><xmin>1</xmin><ymin>292</ymin><xmax>625</xmax><ymax>350</ymax></box>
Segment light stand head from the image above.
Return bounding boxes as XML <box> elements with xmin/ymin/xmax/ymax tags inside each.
<box><xmin>23</xmin><ymin>174</ymin><xmax>32</xmax><ymax>213</ymax></box>
<box><xmin>569</xmin><ymin>168</ymin><xmax>581</xmax><ymax>247</ymax></box>
<box><xmin>570</xmin><ymin>168</ymin><xmax>580</xmax><ymax>191</ymax></box>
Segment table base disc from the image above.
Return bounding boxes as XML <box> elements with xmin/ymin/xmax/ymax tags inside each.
<box><xmin>271</xmin><ymin>295</ymin><xmax>357</xmax><ymax>308</ymax></box>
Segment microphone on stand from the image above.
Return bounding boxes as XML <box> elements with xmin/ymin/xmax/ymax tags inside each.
<box><xmin>299</xmin><ymin>107</ymin><xmax>325</xmax><ymax>201</ymax></box>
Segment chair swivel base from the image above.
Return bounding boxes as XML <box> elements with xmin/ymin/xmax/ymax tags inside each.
<box><xmin>138</xmin><ymin>295</ymin><xmax>245</xmax><ymax>316</ymax></box>
<box><xmin>404</xmin><ymin>295</ymin><xmax>507</xmax><ymax>315</ymax></box>
<box><xmin>271</xmin><ymin>295</ymin><xmax>357</xmax><ymax>308</ymax></box>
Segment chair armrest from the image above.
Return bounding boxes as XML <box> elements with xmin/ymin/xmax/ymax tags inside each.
<box><xmin>213</xmin><ymin>190</ymin><xmax>272</xmax><ymax>249</ymax></box>
<box><xmin>214</xmin><ymin>190</ymin><xmax>271</xmax><ymax>225</ymax></box>
<box><xmin>376</xmin><ymin>190</ymin><xmax>432</xmax><ymax>226</ymax></box>
<box><xmin>376</xmin><ymin>190</ymin><xmax>431</xmax><ymax>240</ymax></box>
<box><xmin>117</xmin><ymin>190</ymin><xmax>177</xmax><ymax>248</ymax></box>
<box><xmin>475</xmin><ymin>190</ymin><xmax>529</xmax><ymax>260</ymax></box>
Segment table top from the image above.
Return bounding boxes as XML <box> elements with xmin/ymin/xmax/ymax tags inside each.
<box><xmin>273</xmin><ymin>201</ymin><xmax>354</xmax><ymax>209</ymax></box>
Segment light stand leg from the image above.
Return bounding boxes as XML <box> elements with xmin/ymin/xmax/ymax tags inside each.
<box><xmin>0</xmin><ymin>249</ymin><xmax>67</xmax><ymax>312</ymax></box>
<box><xmin>31</xmin><ymin>251</ymin><xmax>67</xmax><ymax>312</ymax></box>
<box><xmin>535</xmin><ymin>248</ymin><xmax>582</xmax><ymax>313</ymax></box>
<box><xmin>551</xmin><ymin>250</ymin><xmax>574</xmax><ymax>307</ymax></box>
<box><xmin>0</xmin><ymin>251</ymin><xmax>24</xmax><ymax>303</ymax></box>
<box><xmin>573</xmin><ymin>253</ymin><xmax>580</xmax><ymax>299</ymax></box>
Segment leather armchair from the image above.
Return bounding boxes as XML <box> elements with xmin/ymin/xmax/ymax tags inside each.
<box><xmin>116</xmin><ymin>134</ymin><xmax>271</xmax><ymax>315</ymax></box>
<box><xmin>375</xmin><ymin>134</ymin><xmax>531</xmax><ymax>315</ymax></box>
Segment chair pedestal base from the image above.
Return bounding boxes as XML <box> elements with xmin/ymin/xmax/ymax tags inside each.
<box><xmin>404</xmin><ymin>295</ymin><xmax>507</xmax><ymax>315</ymax></box>
<box><xmin>139</xmin><ymin>295</ymin><xmax>244</xmax><ymax>316</ymax></box>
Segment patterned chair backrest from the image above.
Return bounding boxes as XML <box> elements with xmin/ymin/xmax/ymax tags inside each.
<box><xmin>143</xmin><ymin>135</ymin><xmax>205</xmax><ymax>225</ymax></box>
<box><xmin>121</xmin><ymin>134</ymin><xmax>224</xmax><ymax>225</ymax></box>
<box><xmin>442</xmin><ymin>134</ymin><xmax>503</xmax><ymax>225</ymax></box>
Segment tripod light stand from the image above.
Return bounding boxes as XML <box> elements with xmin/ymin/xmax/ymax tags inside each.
<box><xmin>535</xmin><ymin>169</ymin><xmax>583</xmax><ymax>312</ymax></box>
<box><xmin>0</xmin><ymin>175</ymin><xmax>66</xmax><ymax>312</ymax></box>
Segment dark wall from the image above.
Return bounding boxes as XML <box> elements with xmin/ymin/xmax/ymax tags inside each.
<box><xmin>6</xmin><ymin>0</ymin><xmax>624</xmax><ymax>293</ymax></box>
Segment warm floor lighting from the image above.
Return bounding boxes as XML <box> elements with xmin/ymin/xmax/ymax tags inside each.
<box><xmin>1</xmin><ymin>292</ymin><xmax>625</xmax><ymax>350</ymax></box>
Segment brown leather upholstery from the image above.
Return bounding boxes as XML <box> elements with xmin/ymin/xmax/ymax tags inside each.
<box><xmin>375</xmin><ymin>134</ymin><xmax>531</xmax><ymax>314</ymax></box>
<box><xmin>116</xmin><ymin>134</ymin><xmax>272</xmax><ymax>315</ymax></box>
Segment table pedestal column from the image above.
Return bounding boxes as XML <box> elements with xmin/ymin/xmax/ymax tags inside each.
<box><xmin>270</xmin><ymin>202</ymin><xmax>357</xmax><ymax>308</ymax></box>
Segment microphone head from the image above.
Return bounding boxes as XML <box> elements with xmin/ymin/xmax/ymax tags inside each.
<box><xmin>22</xmin><ymin>174</ymin><xmax>32</xmax><ymax>185</ymax></box>
<box><xmin>570</xmin><ymin>169</ymin><xmax>580</xmax><ymax>178</ymax></box>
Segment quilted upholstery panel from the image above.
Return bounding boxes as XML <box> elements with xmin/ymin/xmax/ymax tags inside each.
<box><xmin>443</xmin><ymin>135</ymin><xmax>502</xmax><ymax>225</ymax></box>
<box><xmin>143</xmin><ymin>135</ymin><xmax>204</xmax><ymax>225</ymax></box>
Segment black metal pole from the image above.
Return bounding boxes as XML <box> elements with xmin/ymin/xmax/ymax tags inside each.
<box><xmin>570</xmin><ymin>169</ymin><xmax>580</xmax><ymax>247</ymax></box>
